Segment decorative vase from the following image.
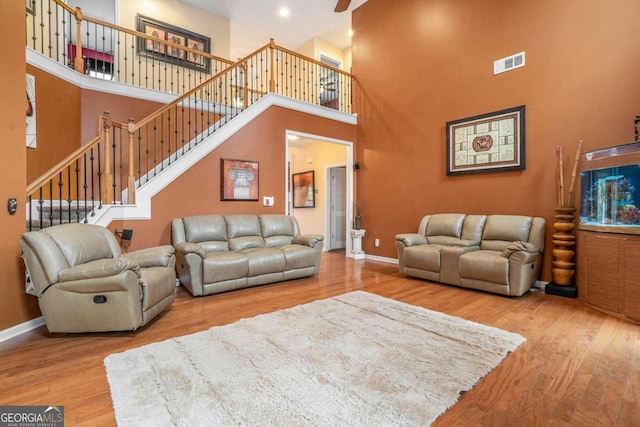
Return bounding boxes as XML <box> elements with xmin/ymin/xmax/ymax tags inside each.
<box><xmin>354</xmin><ymin>212</ymin><xmax>361</xmax><ymax>230</ymax></box>
<box><xmin>551</xmin><ymin>206</ymin><xmax>576</xmax><ymax>286</ymax></box>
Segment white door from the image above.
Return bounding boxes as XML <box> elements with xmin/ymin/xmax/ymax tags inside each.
<box><xmin>329</xmin><ymin>167</ymin><xmax>347</xmax><ymax>249</ymax></box>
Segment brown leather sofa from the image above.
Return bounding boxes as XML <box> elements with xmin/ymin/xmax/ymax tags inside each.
<box><xmin>395</xmin><ymin>213</ymin><xmax>546</xmax><ymax>296</ymax></box>
<box><xmin>20</xmin><ymin>223</ymin><xmax>177</xmax><ymax>333</ymax></box>
<box><xmin>172</xmin><ymin>214</ymin><xmax>324</xmax><ymax>296</ymax></box>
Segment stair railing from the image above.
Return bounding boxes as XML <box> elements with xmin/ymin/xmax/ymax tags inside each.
<box><xmin>26</xmin><ymin>113</ymin><xmax>105</xmax><ymax>230</ymax></box>
<box><xmin>26</xmin><ymin>39</ymin><xmax>354</xmax><ymax>229</ymax></box>
<box><xmin>26</xmin><ymin>0</ymin><xmax>233</xmax><ymax>95</ymax></box>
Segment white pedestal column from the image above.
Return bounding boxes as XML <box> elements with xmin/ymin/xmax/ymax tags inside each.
<box><xmin>349</xmin><ymin>229</ymin><xmax>366</xmax><ymax>260</ymax></box>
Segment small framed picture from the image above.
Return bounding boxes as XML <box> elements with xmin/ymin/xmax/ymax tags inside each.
<box><xmin>292</xmin><ymin>171</ymin><xmax>315</xmax><ymax>208</ymax></box>
<box><xmin>220</xmin><ymin>158</ymin><xmax>259</xmax><ymax>201</ymax></box>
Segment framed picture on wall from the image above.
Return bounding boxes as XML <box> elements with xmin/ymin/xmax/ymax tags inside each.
<box><xmin>136</xmin><ymin>14</ymin><xmax>211</xmax><ymax>73</ymax></box>
<box><xmin>292</xmin><ymin>171</ymin><xmax>315</xmax><ymax>208</ymax></box>
<box><xmin>220</xmin><ymin>158</ymin><xmax>259</xmax><ymax>201</ymax></box>
<box><xmin>26</xmin><ymin>0</ymin><xmax>35</xmax><ymax>15</ymax></box>
<box><xmin>446</xmin><ymin>105</ymin><xmax>525</xmax><ymax>175</ymax></box>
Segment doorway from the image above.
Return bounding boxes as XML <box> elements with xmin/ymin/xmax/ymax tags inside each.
<box><xmin>285</xmin><ymin>131</ymin><xmax>354</xmax><ymax>255</ymax></box>
<box><xmin>328</xmin><ymin>166</ymin><xmax>347</xmax><ymax>250</ymax></box>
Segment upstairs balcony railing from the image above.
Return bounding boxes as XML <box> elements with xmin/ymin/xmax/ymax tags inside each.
<box><xmin>26</xmin><ymin>0</ymin><xmax>233</xmax><ymax>95</ymax></box>
<box><xmin>26</xmin><ymin>37</ymin><xmax>354</xmax><ymax>230</ymax></box>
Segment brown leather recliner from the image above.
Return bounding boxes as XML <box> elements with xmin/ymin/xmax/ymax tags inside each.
<box><xmin>20</xmin><ymin>223</ymin><xmax>176</xmax><ymax>333</ymax></box>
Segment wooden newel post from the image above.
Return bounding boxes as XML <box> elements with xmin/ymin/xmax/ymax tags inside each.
<box><xmin>269</xmin><ymin>38</ymin><xmax>276</xmax><ymax>93</ymax></box>
<box><xmin>74</xmin><ymin>7</ymin><xmax>85</xmax><ymax>73</ymax></box>
<box><xmin>127</xmin><ymin>119</ymin><xmax>136</xmax><ymax>205</ymax></box>
<box><xmin>101</xmin><ymin>112</ymin><xmax>113</xmax><ymax>204</ymax></box>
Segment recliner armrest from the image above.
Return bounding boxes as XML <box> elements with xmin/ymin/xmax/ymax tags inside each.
<box><xmin>292</xmin><ymin>234</ymin><xmax>324</xmax><ymax>248</ymax></box>
<box><xmin>507</xmin><ymin>251</ymin><xmax>540</xmax><ymax>264</ymax></box>
<box><xmin>174</xmin><ymin>242</ymin><xmax>206</xmax><ymax>258</ymax></box>
<box><xmin>395</xmin><ymin>233</ymin><xmax>427</xmax><ymax>247</ymax></box>
<box><xmin>58</xmin><ymin>257</ymin><xmax>140</xmax><ymax>282</ymax></box>
<box><xmin>125</xmin><ymin>245</ymin><xmax>176</xmax><ymax>268</ymax></box>
<box><xmin>501</xmin><ymin>241</ymin><xmax>540</xmax><ymax>258</ymax></box>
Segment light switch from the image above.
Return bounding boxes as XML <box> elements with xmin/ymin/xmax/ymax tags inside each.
<box><xmin>263</xmin><ymin>196</ymin><xmax>274</xmax><ymax>207</ymax></box>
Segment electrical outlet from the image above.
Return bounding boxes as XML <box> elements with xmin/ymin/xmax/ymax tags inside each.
<box><xmin>374</xmin><ymin>238</ymin><xmax>380</xmax><ymax>247</ymax></box>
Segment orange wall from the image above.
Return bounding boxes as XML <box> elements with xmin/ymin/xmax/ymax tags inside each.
<box><xmin>26</xmin><ymin>66</ymin><xmax>81</xmax><ymax>182</ymax></box>
<box><xmin>25</xmin><ymin>76</ymin><xmax>165</xmax><ymax>185</ymax></box>
<box><xmin>110</xmin><ymin>106</ymin><xmax>356</xmax><ymax>252</ymax></box>
<box><xmin>0</xmin><ymin>2</ymin><xmax>40</xmax><ymax>331</ymax></box>
<box><xmin>80</xmin><ymin>90</ymin><xmax>164</xmax><ymax>143</ymax></box>
<box><xmin>352</xmin><ymin>0</ymin><xmax>640</xmax><ymax>280</ymax></box>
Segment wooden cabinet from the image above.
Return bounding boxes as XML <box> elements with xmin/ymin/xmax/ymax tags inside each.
<box><xmin>577</xmin><ymin>230</ymin><xmax>640</xmax><ymax>323</ymax></box>
<box><xmin>620</xmin><ymin>238</ymin><xmax>640</xmax><ymax>320</ymax></box>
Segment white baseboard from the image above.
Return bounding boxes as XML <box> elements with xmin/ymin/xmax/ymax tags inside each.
<box><xmin>365</xmin><ymin>254</ymin><xmax>398</xmax><ymax>264</ymax></box>
<box><xmin>0</xmin><ymin>317</ymin><xmax>45</xmax><ymax>344</ymax></box>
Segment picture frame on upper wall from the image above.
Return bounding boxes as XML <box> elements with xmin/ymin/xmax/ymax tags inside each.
<box><xmin>292</xmin><ymin>171</ymin><xmax>316</xmax><ymax>208</ymax></box>
<box><xmin>135</xmin><ymin>14</ymin><xmax>211</xmax><ymax>73</ymax></box>
<box><xmin>446</xmin><ymin>105</ymin><xmax>525</xmax><ymax>175</ymax></box>
<box><xmin>220</xmin><ymin>158</ymin><xmax>259</xmax><ymax>201</ymax></box>
<box><xmin>26</xmin><ymin>0</ymin><xmax>35</xmax><ymax>15</ymax></box>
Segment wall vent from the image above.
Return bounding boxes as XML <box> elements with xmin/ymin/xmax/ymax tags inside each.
<box><xmin>494</xmin><ymin>51</ymin><xmax>525</xmax><ymax>75</ymax></box>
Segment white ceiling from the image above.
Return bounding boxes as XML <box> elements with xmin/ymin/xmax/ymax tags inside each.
<box><xmin>179</xmin><ymin>0</ymin><xmax>368</xmax><ymax>59</ymax></box>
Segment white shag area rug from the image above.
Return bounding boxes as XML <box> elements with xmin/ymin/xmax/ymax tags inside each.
<box><xmin>104</xmin><ymin>291</ymin><xmax>525</xmax><ymax>426</ymax></box>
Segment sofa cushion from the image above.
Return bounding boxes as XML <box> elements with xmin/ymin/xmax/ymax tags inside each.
<box><xmin>226</xmin><ymin>215</ymin><xmax>266</xmax><ymax>250</ymax></box>
<box><xmin>260</xmin><ymin>215</ymin><xmax>294</xmax><ymax>237</ymax></box>
<box><xmin>199</xmin><ymin>241</ymin><xmax>230</xmax><ymax>253</ymax></box>
<box><xmin>280</xmin><ymin>244</ymin><xmax>316</xmax><ymax>269</ymax></box>
<box><xmin>239</xmin><ymin>247</ymin><xmax>286</xmax><ymax>276</ymax></box>
<box><xmin>480</xmin><ymin>215</ymin><xmax>533</xmax><ymax>252</ymax></box>
<box><xmin>261</xmin><ymin>215</ymin><xmax>296</xmax><ymax>247</ymax></box>
<box><xmin>183</xmin><ymin>215</ymin><xmax>228</xmax><ymax>244</ymax></box>
<box><xmin>459</xmin><ymin>251</ymin><xmax>509</xmax><ymax>285</ymax></box>
<box><xmin>404</xmin><ymin>245</ymin><xmax>443</xmax><ymax>272</ymax></box>
<box><xmin>426</xmin><ymin>214</ymin><xmax>465</xmax><ymax>239</ymax></box>
<box><xmin>203</xmin><ymin>252</ymin><xmax>249</xmax><ymax>283</ymax></box>
<box><xmin>228</xmin><ymin>236</ymin><xmax>265</xmax><ymax>251</ymax></box>
<box><xmin>226</xmin><ymin>215</ymin><xmax>262</xmax><ymax>238</ymax></box>
<box><xmin>427</xmin><ymin>236</ymin><xmax>467</xmax><ymax>246</ymax></box>
<box><xmin>461</xmin><ymin>215</ymin><xmax>487</xmax><ymax>244</ymax></box>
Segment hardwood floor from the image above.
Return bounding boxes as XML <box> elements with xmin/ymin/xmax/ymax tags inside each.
<box><xmin>1</xmin><ymin>252</ymin><xmax>638</xmax><ymax>426</ymax></box>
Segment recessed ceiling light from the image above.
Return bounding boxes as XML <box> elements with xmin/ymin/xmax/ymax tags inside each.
<box><xmin>279</xmin><ymin>7</ymin><xmax>290</xmax><ymax>18</ymax></box>
<box><xmin>288</xmin><ymin>134</ymin><xmax>299</xmax><ymax>140</ymax></box>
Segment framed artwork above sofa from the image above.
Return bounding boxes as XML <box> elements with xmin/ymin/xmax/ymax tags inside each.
<box><xmin>446</xmin><ymin>105</ymin><xmax>525</xmax><ymax>175</ymax></box>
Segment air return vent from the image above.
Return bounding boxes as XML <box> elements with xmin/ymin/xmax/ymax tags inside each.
<box><xmin>494</xmin><ymin>51</ymin><xmax>525</xmax><ymax>75</ymax></box>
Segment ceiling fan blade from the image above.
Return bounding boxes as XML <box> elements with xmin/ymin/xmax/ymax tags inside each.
<box><xmin>334</xmin><ymin>0</ymin><xmax>351</xmax><ymax>13</ymax></box>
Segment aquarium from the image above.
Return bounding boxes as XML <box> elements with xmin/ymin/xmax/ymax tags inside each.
<box><xmin>579</xmin><ymin>142</ymin><xmax>640</xmax><ymax>230</ymax></box>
